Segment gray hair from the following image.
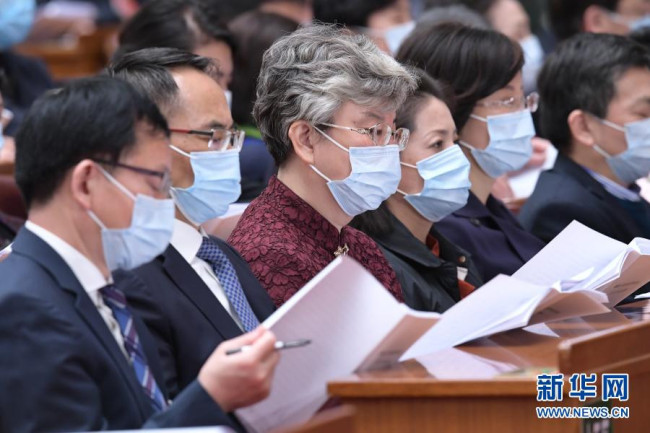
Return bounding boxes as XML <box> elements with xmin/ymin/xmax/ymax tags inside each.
<box><xmin>254</xmin><ymin>24</ymin><xmax>418</xmax><ymax>166</ymax></box>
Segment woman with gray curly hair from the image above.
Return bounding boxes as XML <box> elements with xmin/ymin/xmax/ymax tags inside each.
<box><xmin>229</xmin><ymin>24</ymin><xmax>417</xmax><ymax>307</ymax></box>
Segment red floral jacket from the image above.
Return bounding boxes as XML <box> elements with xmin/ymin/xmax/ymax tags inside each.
<box><xmin>228</xmin><ymin>176</ymin><xmax>403</xmax><ymax>307</ymax></box>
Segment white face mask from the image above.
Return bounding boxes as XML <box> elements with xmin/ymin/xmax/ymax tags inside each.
<box><xmin>459</xmin><ymin>109</ymin><xmax>535</xmax><ymax>178</ymax></box>
<box><xmin>593</xmin><ymin>117</ymin><xmax>650</xmax><ymax>185</ymax></box>
<box><xmin>520</xmin><ymin>35</ymin><xmax>544</xmax><ymax>94</ymax></box>
<box><xmin>383</xmin><ymin>21</ymin><xmax>415</xmax><ymax>56</ymax></box>
<box><xmin>224</xmin><ymin>90</ymin><xmax>233</xmax><ymax>110</ymax></box>
<box><xmin>88</xmin><ymin>166</ymin><xmax>175</xmax><ymax>272</ymax></box>
<box><xmin>311</xmin><ymin>127</ymin><xmax>402</xmax><ymax>217</ymax></box>
<box><xmin>398</xmin><ymin>145</ymin><xmax>471</xmax><ymax>222</ymax></box>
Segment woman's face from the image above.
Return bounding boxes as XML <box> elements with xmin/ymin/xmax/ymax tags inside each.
<box><xmin>311</xmin><ymin>100</ymin><xmax>397</xmax><ymax>182</ymax></box>
<box><xmin>459</xmin><ymin>71</ymin><xmax>525</xmax><ymax>151</ymax></box>
<box><xmin>397</xmin><ymin>96</ymin><xmax>457</xmax><ymax>195</ymax></box>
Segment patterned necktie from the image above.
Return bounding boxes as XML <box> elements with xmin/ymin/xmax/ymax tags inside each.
<box><xmin>196</xmin><ymin>237</ymin><xmax>260</xmax><ymax>332</ymax></box>
<box><xmin>100</xmin><ymin>284</ymin><xmax>168</xmax><ymax>412</ymax></box>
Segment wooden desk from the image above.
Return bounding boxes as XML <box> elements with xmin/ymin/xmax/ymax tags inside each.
<box><xmin>328</xmin><ymin>302</ymin><xmax>650</xmax><ymax>432</ymax></box>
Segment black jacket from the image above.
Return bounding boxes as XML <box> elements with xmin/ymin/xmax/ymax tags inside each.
<box><xmin>370</xmin><ymin>211</ymin><xmax>483</xmax><ymax>313</ymax></box>
<box><xmin>519</xmin><ymin>154</ymin><xmax>650</xmax><ymax>244</ymax></box>
<box><xmin>116</xmin><ymin>237</ymin><xmax>276</xmax><ymax>398</ymax></box>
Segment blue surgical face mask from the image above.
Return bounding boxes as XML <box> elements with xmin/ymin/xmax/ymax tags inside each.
<box><xmin>520</xmin><ymin>35</ymin><xmax>544</xmax><ymax>94</ymax></box>
<box><xmin>170</xmin><ymin>146</ymin><xmax>242</xmax><ymax>225</ymax></box>
<box><xmin>311</xmin><ymin>127</ymin><xmax>402</xmax><ymax>217</ymax></box>
<box><xmin>384</xmin><ymin>21</ymin><xmax>415</xmax><ymax>56</ymax></box>
<box><xmin>459</xmin><ymin>109</ymin><xmax>535</xmax><ymax>178</ymax></box>
<box><xmin>88</xmin><ymin>166</ymin><xmax>175</xmax><ymax>272</ymax></box>
<box><xmin>398</xmin><ymin>145</ymin><xmax>471</xmax><ymax>222</ymax></box>
<box><xmin>593</xmin><ymin>117</ymin><xmax>650</xmax><ymax>185</ymax></box>
<box><xmin>0</xmin><ymin>0</ymin><xmax>36</xmax><ymax>50</ymax></box>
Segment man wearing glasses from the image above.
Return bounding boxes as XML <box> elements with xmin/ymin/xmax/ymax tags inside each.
<box><xmin>108</xmin><ymin>47</ymin><xmax>277</xmax><ymax>404</ymax></box>
<box><xmin>0</xmin><ymin>76</ymin><xmax>278</xmax><ymax>431</ymax></box>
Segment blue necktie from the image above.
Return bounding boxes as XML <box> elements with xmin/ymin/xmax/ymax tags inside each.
<box><xmin>101</xmin><ymin>285</ymin><xmax>168</xmax><ymax>412</ymax></box>
<box><xmin>196</xmin><ymin>237</ymin><xmax>260</xmax><ymax>332</ymax></box>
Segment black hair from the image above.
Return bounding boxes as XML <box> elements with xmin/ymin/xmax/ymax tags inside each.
<box><xmin>460</xmin><ymin>0</ymin><xmax>499</xmax><ymax>15</ymax></box>
<box><xmin>107</xmin><ymin>47</ymin><xmax>219</xmax><ymax>115</ymax></box>
<box><xmin>630</xmin><ymin>26</ymin><xmax>650</xmax><ymax>48</ymax></box>
<box><xmin>397</xmin><ymin>22</ymin><xmax>524</xmax><ymax>131</ymax></box>
<box><xmin>537</xmin><ymin>32</ymin><xmax>650</xmax><ymax>154</ymax></box>
<box><xmin>15</xmin><ymin>76</ymin><xmax>169</xmax><ymax>209</ymax></box>
<box><xmin>313</xmin><ymin>0</ymin><xmax>397</xmax><ymax>27</ymax></box>
<box><xmin>116</xmin><ymin>0</ymin><xmax>235</xmax><ymax>60</ymax></box>
<box><xmin>351</xmin><ymin>69</ymin><xmax>455</xmax><ymax>237</ymax></box>
<box><xmin>229</xmin><ymin>10</ymin><xmax>300</xmax><ymax>126</ymax></box>
<box><xmin>549</xmin><ymin>0</ymin><xmax>619</xmax><ymax>41</ymax></box>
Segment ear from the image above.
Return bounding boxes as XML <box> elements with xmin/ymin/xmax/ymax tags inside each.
<box><xmin>69</xmin><ymin>160</ymin><xmax>98</xmax><ymax>211</ymax></box>
<box><xmin>583</xmin><ymin>5</ymin><xmax>610</xmax><ymax>33</ymax></box>
<box><xmin>568</xmin><ymin>109</ymin><xmax>598</xmax><ymax>149</ymax></box>
<box><xmin>288</xmin><ymin>120</ymin><xmax>317</xmax><ymax>165</ymax></box>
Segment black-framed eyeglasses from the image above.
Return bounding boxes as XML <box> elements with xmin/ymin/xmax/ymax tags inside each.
<box><xmin>93</xmin><ymin>159</ymin><xmax>172</xmax><ymax>194</ymax></box>
<box><xmin>169</xmin><ymin>127</ymin><xmax>245</xmax><ymax>151</ymax></box>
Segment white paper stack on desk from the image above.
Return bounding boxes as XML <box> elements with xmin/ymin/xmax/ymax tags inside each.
<box><xmin>514</xmin><ymin>220</ymin><xmax>650</xmax><ymax>307</ymax></box>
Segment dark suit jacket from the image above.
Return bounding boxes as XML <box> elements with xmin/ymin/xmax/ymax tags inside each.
<box><xmin>436</xmin><ymin>191</ymin><xmax>545</xmax><ymax>282</ymax></box>
<box><xmin>117</xmin><ymin>237</ymin><xmax>275</xmax><ymax>398</ymax></box>
<box><xmin>371</xmin><ymin>212</ymin><xmax>483</xmax><ymax>313</ymax></box>
<box><xmin>519</xmin><ymin>154</ymin><xmax>650</xmax><ymax>244</ymax></box>
<box><xmin>0</xmin><ymin>228</ymin><xmax>233</xmax><ymax>432</ymax></box>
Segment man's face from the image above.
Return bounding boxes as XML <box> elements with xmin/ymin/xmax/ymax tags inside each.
<box><xmin>90</xmin><ymin>123</ymin><xmax>172</xmax><ymax>230</ymax></box>
<box><xmin>194</xmin><ymin>40</ymin><xmax>234</xmax><ymax>90</ymax></box>
<box><xmin>166</xmin><ymin>67</ymin><xmax>234</xmax><ymax>189</ymax></box>
<box><xmin>589</xmin><ymin>66</ymin><xmax>650</xmax><ymax>157</ymax></box>
<box><xmin>589</xmin><ymin>0</ymin><xmax>650</xmax><ymax>36</ymax></box>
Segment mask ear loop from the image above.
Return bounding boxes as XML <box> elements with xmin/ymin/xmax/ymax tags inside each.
<box><xmin>170</xmin><ymin>144</ymin><xmax>194</xmax><ymax>158</ymax></box>
<box><xmin>96</xmin><ymin>164</ymin><xmax>136</xmax><ymax>201</ymax></box>
<box><xmin>313</xmin><ymin>125</ymin><xmax>350</xmax><ymax>153</ymax></box>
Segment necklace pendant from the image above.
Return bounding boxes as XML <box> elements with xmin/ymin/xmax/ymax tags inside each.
<box><xmin>334</xmin><ymin>243</ymin><xmax>349</xmax><ymax>257</ymax></box>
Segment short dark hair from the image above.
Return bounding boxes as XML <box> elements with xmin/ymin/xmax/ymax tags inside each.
<box><xmin>229</xmin><ymin>10</ymin><xmax>300</xmax><ymax>126</ymax></box>
<box><xmin>549</xmin><ymin>0</ymin><xmax>618</xmax><ymax>41</ymax></box>
<box><xmin>313</xmin><ymin>0</ymin><xmax>397</xmax><ymax>27</ymax></box>
<box><xmin>537</xmin><ymin>32</ymin><xmax>650</xmax><ymax>154</ymax></box>
<box><xmin>397</xmin><ymin>22</ymin><xmax>524</xmax><ymax>131</ymax></box>
<box><xmin>351</xmin><ymin>69</ymin><xmax>455</xmax><ymax>237</ymax></box>
<box><xmin>116</xmin><ymin>0</ymin><xmax>235</xmax><ymax>59</ymax></box>
<box><xmin>630</xmin><ymin>26</ymin><xmax>650</xmax><ymax>48</ymax></box>
<box><xmin>107</xmin><ymin>47</ymin><xmax>219</xmax><ymax>115</ymax></box>
<box><xmin>15</xmin><ymin>76</ymin><xmax>169</xmax><ymax>209</ymax></box>
<box><xmin>459</xmin><ymin>0</ymin><xmax>499</xmax><ymax>15</ymax></box>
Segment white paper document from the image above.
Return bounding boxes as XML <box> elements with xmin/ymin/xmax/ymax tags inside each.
<box><xmin>514</xmin><ymin>221</ymin><xmax>650</xmax><ymax>306</ymax></box>
<box><xmin>400</xmin><ymin>274</ymin><xmax>609</xmax><ymax>361</ymax></box>
<box><xmin>235</xmin><ymin>256</ymin><xmax>440</xmax><ymax>433</ymax></box>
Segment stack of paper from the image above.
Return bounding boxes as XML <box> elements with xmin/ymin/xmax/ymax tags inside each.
<box><xmin>235</xmin><ymin>256</ymin><xmax>440</xmax><ymax>433</ymax></box>
<box><xmin>514</xmin><ymin>221</ymin><xmax>650</xmax><ymax>306</ymax></box>
<box><xmin>400</xmin><ymin>274</ymin><xmax>609</xmax><ymax>360</ymax></box>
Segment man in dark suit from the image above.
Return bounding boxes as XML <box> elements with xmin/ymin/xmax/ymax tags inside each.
<box><xmin>108</xmin><ymin>48</ymin><xmax>277</xmax><ymax>398</ymax></box>
<box><xmin>519</xmin><ymin>33</ymin><xmax>650</xmax><ymax>244</ymax></box>
<box><xmin>0</xmin><ymin>76</ymin><xmax>279</xmax><ymax>431</ymax></box>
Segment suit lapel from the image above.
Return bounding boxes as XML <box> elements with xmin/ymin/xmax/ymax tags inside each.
<box><xmin>11</xmin><ymin>228</ymin><xmax>152</xmax><ymax>419</ymax></box>
<box><xmin>162</xmin><ymin>245</ymin><xmax>243</xmax><ymax>340</ymax></box>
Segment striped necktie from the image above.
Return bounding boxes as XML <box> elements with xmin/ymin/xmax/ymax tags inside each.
<box><xmin>101</xmin><ymin>284</ymin><xmax>168</xmax><ymax>412</ymax></box>
<box><xmin>196</xmin><ymin>237</ymin><xmax>260</xmax><ymax>332</ymax></box>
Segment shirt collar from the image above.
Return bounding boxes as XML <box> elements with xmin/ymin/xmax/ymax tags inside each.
<box><xmin>24</xmin><ymin>221</ymin><xmax>110</xmax><ymax>294</ymax></box>
<box><xmin>170</xmin><ymin>218</ymin><xmax>205</xmax><ymax>263</ymax></box>
<box><xmin>582</xmin><ymin>167</ymin><xmax>641</xmax><ymax>202</ymax></box>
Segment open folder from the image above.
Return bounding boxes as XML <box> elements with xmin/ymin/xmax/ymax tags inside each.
<box><xmin>235</xmin><ymin>256</ymin><xmax>440</xmax><ymax>433</ymax></box>
<box><xmin>513</xmin><ymin>221</ymin><xmax>650</xmax><ymax>307</ymax></box>
<box><xmin>235</xmin><ymin>253</ymin><xmax>613</xmax><ymax>432</ymax></box>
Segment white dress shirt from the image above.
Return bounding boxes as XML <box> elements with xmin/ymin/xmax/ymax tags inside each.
<box><xmin>25</xmin><ymin>221</ymin><xmax>128</xmax><ymax>358</ymax></box>
<box><xmin>170</xmin><ymin>219</ymin><xmax>244</xmax><ymax>330</ymax></box>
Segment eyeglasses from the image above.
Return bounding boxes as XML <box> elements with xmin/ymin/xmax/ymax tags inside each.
<box><xmin>93</xmin><ymin>159</ymin><xmax>172</xmax><ymax>194</ymax></box>
<box><xmin>319</xmin><ymin>123</ymin><xmax>410</xmax><ymax>150</ymax></box>
<box><xmin>475</xmin><ymin>92</ymin><xmax>539</xmax><ymax>113</ymax></box>
<box><xmin>169</xmin><ymin>127</ymin><xmax>245</xmax><ymax>151</ymax></box>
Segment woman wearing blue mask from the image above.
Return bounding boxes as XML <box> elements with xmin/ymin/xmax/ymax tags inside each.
<box><xmin>228</xmin><ymin>24</ymin><xmax>417</xmax><ymax>307</ymax></box>
<box><xmin>397</xmin><ymin>22</ymin><xmax>545</xmax><ymax>282</ymax></box>
<box><xmin>352</xmin><ymin>70</ymin><xmax>483</xmax><ymax>313</ymax></box>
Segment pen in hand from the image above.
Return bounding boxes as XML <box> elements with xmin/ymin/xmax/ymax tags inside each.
<box><xmin>226</xmin><ymin>339</ymin><xmax>311</xmax><ymax>356</ymax></box>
